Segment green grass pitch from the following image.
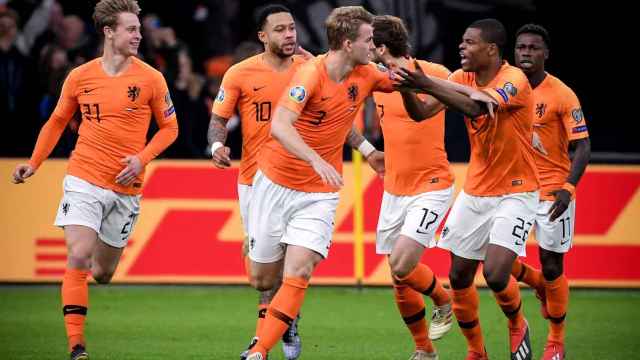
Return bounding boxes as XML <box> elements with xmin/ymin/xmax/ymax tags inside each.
<box><xmin>1</xmin><ymin>285</ymin><xmax>638</xmax><ymax>359</ymax></box>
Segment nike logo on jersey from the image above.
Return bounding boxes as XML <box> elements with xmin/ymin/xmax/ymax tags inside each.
<box><xmin>126</xmin><ymin>107</ymin><xmax>138</xmax><ymax>112</ymax></box>
<box><xmin>83</xmin><ymin>88</ymin><xmax>98</xmax><ymax>94</ymax></box>
<box><xmin>253</xmin><ymin>86</ymin><xmax>266</xmax><ymax>91</ymax></box>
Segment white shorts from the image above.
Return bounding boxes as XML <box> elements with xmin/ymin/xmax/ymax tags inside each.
<box><xmin>376</xmin><ymin>186</ymin><xmax>454</xmax><ymax>254</ymax></box>
<box><xmin>534</xmin><ymin>199</ymin><xmax>576</xmax><ymax>253</ymax></box>
<box><xmin>237</xmin><ymin>183</ymin><xmax>252</xmax><ymax>236</ymax></box>
<box><xmin>438</xmin><ymin>190</ymin><xmax>538</xmax><ymax>260</ymax></box>
<box><xmin>54</xmin><ymin>175</ymin><xmax>141</xmax><ymax>248</ymax></box>
<box><xmin>247</xmin><ymin>170</ymin><xmax>339</xmax><ymax>263</ymax></box>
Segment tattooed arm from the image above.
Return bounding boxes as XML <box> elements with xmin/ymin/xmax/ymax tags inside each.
<box><xmin>208</xmin><ymin>113</ymin><xmax>231</xmax><ymax>168</ymax></box>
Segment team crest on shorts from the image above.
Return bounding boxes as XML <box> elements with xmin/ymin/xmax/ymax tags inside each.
<box><xmin>62</xmin><ymin>202</ymin><xmax>70</xmax><ymax>216</ymax></box>
<box><xmin>441</xmin><ymin>226</ymin><xmax>449</xmax><ymax>239</ymax></box>
<box><xmin>215</xmin><ymin>87</ymin><xmax>225</xmax><ymax>103</ymax></box>
<box><xmin>289</xmin><ymin>86</ymin><xmax>306</xmax><ymax>103</ymax></box>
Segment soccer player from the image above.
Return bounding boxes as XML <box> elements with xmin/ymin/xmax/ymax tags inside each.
<box><xmin>370</xmin><ymin>15</ymin><xmax>454</xmax><ymax>360</ymax></box>
<box><xmin>11</xmin><ymin>1</ymin><xmax>178</xmax><ymax>359</ymax></box>
<box><xmin>511</xmin><ymin>23</ymin><xmax>590</xmax><ymax>360</ymax></box>
<box><xmin>396</xmin><ymin>19</ymin><xmax>539</xmax><ymax>360</ymax></box>
<box><xmin>208</xmin><ymin>5</ymin><xmax>382</xmax><ymax>360</ymax></box>
<box><xmin>244</xmin><ymin>6</ymin><xmax>405</xmax><ymax>359</ymax></box>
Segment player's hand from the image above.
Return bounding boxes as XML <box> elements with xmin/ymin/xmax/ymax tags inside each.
<box><xmin>311</xmin><ymin>158</ymin><xmax>343</xmax><ymax>189</ymax></box>
<box><xmin>366</xmin><ymin>150</ymin><xmax>385</xmax><ymax>178</ymax></box>
<box><xmin>548</xmin><ymin>189</ymin><xmax>571</xmax><ymax>222</ymax></box>
<box><xmin>211</xmin><ymin>146</ymin><xmax>231</xmax><ymax>168</ymax></box>
<box><xmin>296</xmin><ymin>46</ymin><xmax>314</xmax><ymax>61</ymax></box>
<box><xmin>531</xmin><ymin>130</ymin><xmax>548</xmax><ymax>155</ymax></box>
<box><xmin>116</xmin><ymin>155</ymin><xmax>143</xmax><ymax>186</ymax></box>
<box><xmin>12</xmin><ymin>163</ymin><xmax>35</xmax><ymax>184</ymax></box>
<box><xmin>394</xmin><ymin>60</ymin><xmax>432</xmax><ymax>93</ymax></box>
<box><xmin>470</xmin><ymin>90</ymin><xmax>497</xmax><ymax>118</ymax></box>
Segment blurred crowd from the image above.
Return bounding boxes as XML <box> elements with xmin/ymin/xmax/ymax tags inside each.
<box><xmin>4</xmin><ymin>1</ymin><xmax>617</xmax><ymax>162</ymax></box>
<box><xmin>0</xmin><ymin>0</ymin><xmax>271</xmax><ymax>159</ymax></box>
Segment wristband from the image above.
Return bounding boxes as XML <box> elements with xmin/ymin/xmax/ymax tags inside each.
<box><xmin>211</xmin><ymin>141</ymin><xmax>224</xmax><ymax>154</ymax></box>
<box><xmin>357</xmin><ymin>140</ymin><xmax>376</xmax><ymax>158</ymax></box>
<box><xmin>561</xmin><ymin>182</ymin><xmax>576</xmax><ymax>197</ymax></box>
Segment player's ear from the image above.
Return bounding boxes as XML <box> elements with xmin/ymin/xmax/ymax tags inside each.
<box><xmin>376</xmin><ymin>44</ymin><xmax>386</xmax><ymax>57</ymax></box>
<box><xmin>103</xmin><ymin>25</ymin><xmax>114</xmax><ymax>40</ymax></box>
<box><xmin>544</xmin><ymin>47</ymin><xmax>549</xmax><ymax>60</ymax></box>
<box><xmin>257</xmin><ymin>30</ymin><xmax>267</xmax><ymax>44</ymax></box>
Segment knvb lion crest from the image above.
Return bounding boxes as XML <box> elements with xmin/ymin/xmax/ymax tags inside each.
<box><xmin>347</xmin><ymin>84</ymin><xmax>358</xmax><ymax>102</ymax></box>
<box><xmin>128</xmin><ymin>85</ymin><xmax>140</xmax><ymax>101</ymax></box>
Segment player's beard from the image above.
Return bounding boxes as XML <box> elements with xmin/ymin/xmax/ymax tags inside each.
<box><xmin>272</xmin><ymin>42</ymin><xmax>295</xmax><ymax>59</ymax></box>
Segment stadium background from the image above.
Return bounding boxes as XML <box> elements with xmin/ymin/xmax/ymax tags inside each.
<box><xmin>1</xmin><ymin>0</ymin><xmax>635</xmax><ymax>286</ymax></box>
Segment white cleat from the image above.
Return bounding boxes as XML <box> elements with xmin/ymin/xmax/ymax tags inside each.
<box><xmin>429</xmin><ymin>302</ymin><xmax>453</xmax><ymax>340</ymax></box>
<box><xmin>409</xmin><ymin>350</ymin><xmax>439</xmax><ymax>360</ymax></box>
<box><xmin>246</xmin><ymin>353</ymin><xmax>265</xmax><ymax>360</ymax></box>
<box><xmin>281</xmin><ymin>315</ymin><xmax>301</xmax><ymax>359</ymax></box>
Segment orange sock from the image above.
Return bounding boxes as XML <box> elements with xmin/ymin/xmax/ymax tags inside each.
<box><xmin>393</xmin><ymin>283</ymin><xmax>434</xmax><ymax>353</ymax></box>
<box><xmin>512</xmin><ymin>259</ymin><xmax>543</xmax><ymax>291</ymax></box>
<box><xmin>545</xmin><ymin>275</ymin><xmax>568</xmax><ymax>344</ymax></box>
<box><xmin>255</xmin><ymin>303</ymin><xmax>268</xmax><ymax>337</ymax></box>
<box><xmin>61</xmin><ymin>268</ymin><xmax>89</xmax><ymax>352</ymax></box>
<box><xmin>452</xmin><ymin>286</ymin><xmax>485</xmax><ymax>354</ymax></box>
<box><xmin>493</xmin><ymin>277</ymin><xmax>525</xmax><ymax>329</ymax></box>
<box><xmin>252</xmin><ymin>277</ymin><xmax>308</xmax><ymax>356</ymax></box>
<box><xmin>396</xmin><ymin>263</ymin><xmax>451</xmax><ymax>306</ymax></box>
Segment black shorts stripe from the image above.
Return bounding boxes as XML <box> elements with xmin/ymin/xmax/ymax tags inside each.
<box><xmin>516</xmin><ymin>265</ymin><xmax>527</xmax><ymax>282</ymax></box>
<box><xmin>458</xmin><ymin>318</ymin><xmax>479</xmax><ymax>329</ymax></box>
<box><xmin>63</xmin><ymin>305</ymin><xmax>87</xmax><ymax>316</ymax></box>
<box><xmin>258</xmin><ymin>308</ymin><xmax>267</xmax><ymax>319</ymax></box>
<box><xmin>422</xmin><ymin>277</ymin><xmax>437</xmax><ymax>296</ymax></box>
<box><xmin>402</xmin><ymin>308</ymin><xmax>426</xmax><ymax>325</ymax></box>
<box><xmin>502</xmin><ymin>301</ymin><xmax>522</xmax><ymax>317</ymax></box>
<box><xmin>269</xmin><ymin>308</ymin><xmax>294</xmax><ymax>326</ymax></box>
<box><xmin>549</xmin><ymin>313</ymin><xmax>566</xmax><ymax>324</ymax></box>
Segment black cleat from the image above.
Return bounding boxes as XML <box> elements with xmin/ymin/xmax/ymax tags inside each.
<box><xmin>70</xmin><ymin>344</ymin><xmax>89</xmax><ymax>360</ymax></box>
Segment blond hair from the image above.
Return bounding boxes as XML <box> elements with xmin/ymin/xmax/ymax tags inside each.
<box><xmin>325</xmin><ymin>6</ymin><xmax>373</xmax><ymax>50</ymax></box>
<box><xmin>93</xmin><ymin>0</ymin><xmax>141</xmax><ymax>35</ymax></box>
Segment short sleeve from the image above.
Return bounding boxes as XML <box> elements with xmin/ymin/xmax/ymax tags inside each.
<box><xmin>561</xmin><ymin>87</ymin><xmax>589</xmax><ymax>140</ymax></box>
<box><xmin>484</xmin><ymin>69</ymin><xmax>530</xmax><ymax>110</ymax></box>
<box><xmin>212</xmin><ymin>67</ymin><xmax>242</xmax><ymax>119</ymax></box>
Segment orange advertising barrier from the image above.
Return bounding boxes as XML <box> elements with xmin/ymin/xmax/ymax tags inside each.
<box><xmin>1</xmin><ymin>159</ymin><xmax>639</xmax><ymax>287</ymax></box>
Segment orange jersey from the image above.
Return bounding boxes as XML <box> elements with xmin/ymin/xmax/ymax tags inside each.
<box><xmin>259</xmin><ymin>55</ymin><xmax>395</xmax><ymax>192</ymax></box>
<box><xmin>29</xmin><ymin>57</ymin><xmax>178</xmax><ymax>195</ymax></box>
<box><xmin>212</xmin><ymin>54</ymin><xmax>306</xmax><ymax>185</ymax></box>
<box><xmin>374</xmin><ymin>60</ymin><xmax>454</xmax><ymax>195</ymax></box>
<box><xmin>532</xmin><ymin>73</ymin><xmax>589</xmax><ymax>200</ymax></box>
<box><xmin>449</xmin><ymin>61</ymin><xmax>539</xmax><ymax>196</ymax></box>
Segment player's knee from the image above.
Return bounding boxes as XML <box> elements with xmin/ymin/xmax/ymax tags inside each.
<box><xmin>250</xmin><ymin>274</ymin><xmax>276</xmax><ymax>291</ymax></box>
<box><xmin>483</xmin><ymin>267</ymin><xmax>509</xmax><ymax>292</ymax></box>
<box><xmin>92</xmin><ymin>269</ymin><xmax>114</xmax><ymax>284</ymax></box>
<box><xmin>67</xmin><ymin>254</ymin><xmax>91</xmax><ymax>269</ymax></box>
<box><xmin>389</xmin><ymin>256</ymin><xmax>413</xmax><ymax>279</ymax></box>
<box><xmin>541</xmin><ymin>264</ymin><xmax>562</xmax><ymax>281</ymax></box>
<box><xmin>449</xmin><ymin>266</ymin><xmax>474</xmax><ymax>289</ymax></box>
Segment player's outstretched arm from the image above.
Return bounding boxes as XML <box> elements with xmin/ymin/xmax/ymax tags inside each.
<box><xmin>12</xmin><ymin>113</ymin><xmax>72</xmax><ymax>184</ymax></box>
<box><xmin>207</xmin><ymin>113</ymin><xmax>231</xmax><ymax>168</ymax></box>
<box><xmin>346</xmin><ymin>125</ymin><xmax>384</xmax><ymax>178</ymax></box>
<box><xmin>271</xmin><ymin>106</ymin><xmax>343</xmax><ymax>188</ymax></box>
<box><xmin>395</xmin><ymin>60</ymin><xmax>495</xmax><ymax>118</ymax></box>
<box><xmin>400</xmin><ymin>91</ymin><xmax>444</xmax><ymax>121</ymax></box>
<box><xmin>548</xmin><ymin>137</ymin><xmax>590</xmax><ymax>221</ymax></box>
